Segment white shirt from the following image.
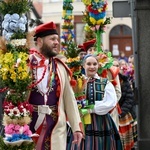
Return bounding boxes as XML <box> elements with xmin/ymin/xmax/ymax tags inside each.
<box><xmin>88</xmin><ymin>74</ymin><xmax>117</xmax><ymax>115</ymax></box>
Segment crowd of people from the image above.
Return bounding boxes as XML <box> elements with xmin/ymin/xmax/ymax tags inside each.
<box><xmin>27</xmin><ymin>21</ymin><xmax>137</xmax><ymax>150</ymax></box>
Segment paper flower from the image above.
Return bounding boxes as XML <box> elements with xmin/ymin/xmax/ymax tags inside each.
<box><xmin>0</xmin><ymin>1</ymin><xmax>34</xmax><ymax>149</ymax></box>
<box><xmin>2</xmin><ymin>13</ymin><xmax>27</xmax><ymax>40</ymax></box>
<box><xmin>82</xmin><ymin>0</ymin><xmax>111</xmax><ymax>53</ymax></box>
<box><xmin>3</xmin><ymin>101</ymin><xmax>33</xmax><ymax>119</ymax></box>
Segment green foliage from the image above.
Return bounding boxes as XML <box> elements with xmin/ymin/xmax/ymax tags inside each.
<box><xmin>67</xmin><ymin>60</ymin><xmax>82</xmax><ymax>68</ymax></box>
<box><xmin>0</xmin><ymin>0</ymin><xmax>32</xmax><ymax>15</ymax></box>
<box><xmin>65</xmin><ymin>41</ymin><xmax>79</xmax><ymax>58</ymax></box>
<box><xmin>62</xmin><ymin>24</ymin><xmax>74</xmax><ymax>29</ymax></box>
<box><xmin>103</xmin><ymin>17</ymin><xmax>111</xmax><ymax>25</ymax></box>
<box><xmin>6</xmin><ymin>43</ymin><xmax>29</xmax><ymax>53</ymax></box>
<box><xmin>10</xmin><ymin>31</ymin><xmax>27</xmax><ymax>40</ymax></box>
<box><xmin>0</xmin><ymin>77</ymin><xmax>32</xmax><ymax>104</ymax></box>
<box><xmin>63</xmin><ymin>2</ymin><xmax>73</xmax><ymax>10</ymax></box>
<box><xmin>82</xmin><ymin>11</ymin><xmax>93</xmax><ymax>27</ymax></box>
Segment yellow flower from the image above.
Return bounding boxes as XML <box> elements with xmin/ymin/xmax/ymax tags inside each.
<box><xmin>90</xmin><ymin>17</ymin><xmax>97</xmax><ymax>25</ymax></box>
<box><xmin>17</xmin><ymin>66</ymin><xmax>24</xmax><ymax>73</ymax></box>
<box><xmin>98</xmin><ymin>8</ymin><xmax>103</xmax><ymax>13</ymax></box>
<box><xmin>97</xmin><ymin>19</ymin><xmax>104</xmax><ymax>25</ymax></box>
<box><xmin>0</xmin><ymin>54</ymin><xmax>4</xmax><ymax>64</ymax></box>
<box><xmin>18</xmin><ymin>52</ymin><xmax>28</xmax><ymax>61</ymax></box>
<box><xmin>77</xmin><ymin>77</ymin><xmax>83</xmax><ymax>90</ymax></box>
<box><xmin>3</xmin><ymin>53</ymin><xmax>14</xmax><ymax>63</ymax></box>
<box><xmin>84</xmin><ymin>24</ymin><xmax>91</xmax><ymax>32</ymax></box>
<box><xmin>10</xmin><ymin>71</ymin><xmax>17</xmax><ymax>82</ymax></box>
<box><xmin>82</xmin><ymin>0</ymin><xmax>91</xmax><ymax>5</ymax></box>
<box><xmin>0</xmin><ymin>67</ymin><xmax>8</xmax><ymax>80</ymax></box>
<box><xmin>21</xmin><ymin>71</ymin><xmax>28</xmax><ymax>80</ymax></box>
<box><xmin>67</xmin><ymin>57</ymin><xmax>80</xmax><ymax>63</ymax></box>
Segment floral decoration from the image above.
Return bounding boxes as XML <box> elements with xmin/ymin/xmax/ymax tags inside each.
<box><xmin>0</xmin><ymin>0</ymin><xmax>40</xmax><ymax>149</ymax></box>
<box><xmin>3</xmin><ymin>101</ymin><xmax>33</xmax><ymax>120</ymax></box>
<box><xmin>4</xmin><ymin>124</ymin><xmax>32</xmax><ymax>142</ymax></box>
<box><xmin>82</xmin><ymin>0</ymin><xmax>111</xmax><ymax>52</ymax></box>
<box><xmin>82</xmin><ymin>0</ymin><xmax>113</xmax><ymax>73</ymax></box>
<box><xmin>61</xmin><ymin>0</ymin><xmax>75</xmax><ymax>51</ymax></box>
<box><xmin>2</xmin><ymin>13</ymin><xmax>27</xmax><ymax>40</ymax></box>
<box><xmin>97</xmin><ymin>51</ymin><xmax>113</xmax><ymax>74</ymax></box>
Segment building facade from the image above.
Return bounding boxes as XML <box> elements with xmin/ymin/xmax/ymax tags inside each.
<box><xmin>32</xmin><ymin>0</ymin><xmax>133</xmax><ymax>57</ymax></box>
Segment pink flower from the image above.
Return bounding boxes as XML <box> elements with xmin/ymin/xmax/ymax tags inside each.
<box><xmin>5</xmin><ymin>124</ymin><xmax>15</xmax><ymax>134</ymax></box>
<box><xmin>14</xmin><ymin>124</ymin><xmax>21</xmax><ymax>134</ymax></box>
<box><xmin>23</xmin><ymin>125</ymin><xmax>32</xmax><ymax>136</ymax></box>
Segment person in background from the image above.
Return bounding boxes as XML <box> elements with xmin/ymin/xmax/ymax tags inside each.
<box><xmin>118</xmin><ymin>51</ymin><xmax>128</xmax><ymax>63</ymax></box>
<box><xmin>128</xmin><ymin>55</ymin><xmax>135</xmax><ymax>89</ymax></box>
<box><xmin>128</xmin><ymin>55</ymin><xmax>134</xmax><ymax>65</ymax></box>
<box><xmin>28</xmin><ymin>21</ymin><xmax>83</xmax><ymax>150</ymax></box>
<box><xmin>83</xmin><ymin>39</ymin><xmax>96</xmax><ymax>55</ymax></box>
<box><xmin>67</xmin><ymin>54</ymin><xmax>123</xmax><ymax>150</ymax></box>
<box><xmin>78</xmin><ymin>44</ymin><xmax>87</xmax><ymax>60</ymax></box>
<box><xmin>118</xmin><ymin>59</ymin><xmax>136</xmax><ymax>150</ymax></box>
<box><xmin>128</xmin><ymin>55</ymin><xmax>138</xmax><ymax>148</ymax></box>
<box><xmin>78</xmin><ymin>44</ymin><xmax>87</xmax><ymax>74</ymax></box>
<box><xmin>119</xmin><ymin>59</ymin><xmax>130</xmax><ymax>76</ymax></box>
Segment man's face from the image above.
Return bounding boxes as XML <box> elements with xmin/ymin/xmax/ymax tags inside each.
<box><xmin>87</xmin><ymin>47</ymin><xmax>96</xmax><ymax>54</ymax></box>
<box><xmin>79</xmin><ymin>51</ymin><xmax>87</xmax><ymax>59</ymax></box>
<box><xmin>39</xmin><ymin>34</ymin><xmax>59</xmax><ymax>58</ymax></box>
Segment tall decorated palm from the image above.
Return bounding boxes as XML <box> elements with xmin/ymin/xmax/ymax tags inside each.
<box><xmin>82</xmin><ymin>0</ymin><xmax>113</xmax><ymax>74</ymax></box>
<box><xmin>0</xmin><ymin>0</ymin><xmax>40</xmax><ymax>149</ymax></box>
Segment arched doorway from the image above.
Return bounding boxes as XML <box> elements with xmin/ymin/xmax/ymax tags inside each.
<box><xmin>109</xmin><ymin>25</ymin><xmax>133</xmax><ymax>58</ymax></box>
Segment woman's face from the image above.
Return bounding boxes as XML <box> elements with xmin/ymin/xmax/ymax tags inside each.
<box><xmin>83</xmin><ymin>56</ymin><xmax>98</xmax><ymax>77</ymax></box>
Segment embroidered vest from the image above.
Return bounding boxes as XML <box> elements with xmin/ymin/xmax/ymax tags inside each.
<box><xmin>86</xmin><ymin>78</ymin><xmax>108</xmax><ymax>105</ymax></box>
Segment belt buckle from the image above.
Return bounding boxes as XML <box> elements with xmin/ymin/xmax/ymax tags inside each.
<box><xmin>38</xmin><ymin>105</ymin><xmax>52</xmax><ymax>115</ymax></box>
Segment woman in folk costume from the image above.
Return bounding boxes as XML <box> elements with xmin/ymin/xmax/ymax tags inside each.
<box><xmin>28</xmin><ymin>21</ymin><xmax>83</xmax><ymax>150</ymax></box>
<box><xmin>67</xmin><ymin>54</ymin><xmax>123</xmax><ymax>150</ymax></box>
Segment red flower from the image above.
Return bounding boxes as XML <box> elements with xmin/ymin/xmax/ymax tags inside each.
<box><xmin>101</xmin><ymin>3</ymin><xmax>107</xmax><ymax>12</ymax></box>
<box><xmin>70</xmin><ymin>79</ymin><xmax>77</xmax><ymax>87</ymax></box>
<box><xmin>13</xmin><ymin>110</ymin><xmax>18</xmax><ymax>115</ymax></box>
<box><xmin>5</xmin><ymin>110</ymin><xmax>10</xmax><ymax>115</ymax></box>
<box><xmin>87</xmin><ymin>5</ymin><xmax>99</xmax><ymax>14</ymax></box>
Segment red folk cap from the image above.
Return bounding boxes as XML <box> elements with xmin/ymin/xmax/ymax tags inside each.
<box><xmin>83</xmin><ymin>39</ymin><xmax>96</xmax><ymax>52</ymax></box>
<box><xmin>34</xmin><ymin>21</ymin><xmax>58</xmax><ymax>40</ymax></box>
<box><xmin>78</xmin><ymin>44</ymin><xmax>85</xmax><ymax>52</ymax></box>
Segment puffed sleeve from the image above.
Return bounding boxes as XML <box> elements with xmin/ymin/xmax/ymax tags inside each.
<box><xmin>92</xmin><ymin>81</ymin><xmax>117</xmax><ymax>115</ymax></box>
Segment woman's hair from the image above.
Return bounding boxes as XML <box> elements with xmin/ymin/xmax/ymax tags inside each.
<box><xmin>82</xmin><ymin>54</ymin><xmax>98</xmax><ymax>65</ymax></box>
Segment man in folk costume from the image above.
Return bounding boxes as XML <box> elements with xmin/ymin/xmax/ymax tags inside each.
<box><xmin>28</xmin><ymin>22</ymin><xmax>83</xmax><ymax>150</ymax></box>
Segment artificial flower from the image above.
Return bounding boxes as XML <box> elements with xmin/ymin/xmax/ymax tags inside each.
<box><xmin>3</xmin><ymin>101</ymin><xmax>33</xmax><ymax>119</ymax></box>
<box><xmin>82</xmin><ymin>0</ymin><xmax>92</xmax><ymax>5</ymax></box>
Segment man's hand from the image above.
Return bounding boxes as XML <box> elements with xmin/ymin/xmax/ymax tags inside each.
<box><xmin>72</xmin><ymin>131</ymin><xmax>83</xmax><ymax>147</ymax></box>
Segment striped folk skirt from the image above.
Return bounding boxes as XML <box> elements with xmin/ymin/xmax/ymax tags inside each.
<box><xmin>67</xmin><ymin>113</ymin><xmax>123</xmax><ymax>150</ymax></box>
<box><xmin>119</xmin><ymin>112</ymin><xmax>135</xmax><ymax>150</ymax></box>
